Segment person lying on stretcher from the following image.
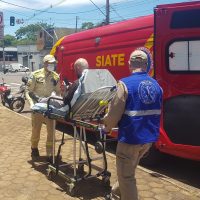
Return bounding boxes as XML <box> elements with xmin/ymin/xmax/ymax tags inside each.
<box><xmin>31</xmin><ymin>58</ymin><xmax>89</xmax><ymax>114</ymax></box>
<box><xmin>31</xmin><ymin>58</ymin><xmax>117</xmax><ymax>117</ymax></box>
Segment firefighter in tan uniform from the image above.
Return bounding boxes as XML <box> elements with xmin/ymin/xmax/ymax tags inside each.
<box><xmin>26</xmin><ymin>54</ymin><xmax>61</xmax><ymax>159</ymax></box>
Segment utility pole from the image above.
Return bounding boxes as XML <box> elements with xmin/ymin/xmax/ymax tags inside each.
<box><xmin>106</xmin><ymin>0</ymin><xmax>110</xmax><ymax>25</ymax></box>
<box><xmin>75</xmin><ymin>16</ymin><xmax>78</xmax><ymax>33</ymax></box>
<box><xmin>2</xmin><ymin>39</ymin><xmax>5</xmax><ymax>70</ymax></box>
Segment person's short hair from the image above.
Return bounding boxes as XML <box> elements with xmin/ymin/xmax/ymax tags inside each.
<box><xmin>43</xmin><ymin>54</ymin><xmax>56</xmax><ymax>63</ymax></box>
<box><xmin>129</xmin><ymin>50</ymin><xmax>148</xmax><ymax>68</ymax></box>
<box><xmin>74</xmin><ymin>58</ymin><xmax>89</xmax><ymax>70</ymax></box>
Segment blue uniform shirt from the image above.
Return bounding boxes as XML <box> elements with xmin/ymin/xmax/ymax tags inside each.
<box><xmin>118</xmin><ymin>72</ymin><xmax>163</xmax><ymax>144</ymax></box>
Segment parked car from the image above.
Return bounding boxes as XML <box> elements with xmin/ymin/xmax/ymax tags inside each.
<box><xmin>10</xmin><ymin>63</ymin><xmax>29</xmax><ymax>72</ymax></box>
<box><xmin>18</xmin><ymin>65</ymin><xmax>29</xmax><ymax>72</ymax></box>
<box><xmin>3</xmin><ymin>65</ymin><xmax>12</xmax><ymax>73</ymax></box>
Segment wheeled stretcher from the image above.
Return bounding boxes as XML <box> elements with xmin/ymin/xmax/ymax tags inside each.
<box><xmin>32</xmin><ymin>69</ymin><xmax>117</xmax><ymax>196</ymax></box>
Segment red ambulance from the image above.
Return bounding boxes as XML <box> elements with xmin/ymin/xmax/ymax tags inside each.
<box><xmin>51</xmin><ymin>1</ymin><xmax>200</xmax><ymax>164</ymax></box>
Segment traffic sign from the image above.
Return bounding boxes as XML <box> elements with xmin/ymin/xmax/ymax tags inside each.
<box><xmin>16</xmin><ymin>18</ymin><xmax>24</xmax><ymax>24</ymax></box>
<box><xmin>0</xmin><ymin>12</ymin><xmax>4</xmax><ymax>40</ymax></box>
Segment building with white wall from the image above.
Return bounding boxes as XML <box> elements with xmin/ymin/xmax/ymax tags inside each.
<box><xmin>17</xmin><ymin>44</ymin><xmax>41</xmax><ymax>72</ymax></box>
<box><xmin>0</xmin><ymin>47</ymin><xmax>18</xmax><ymax>71</ymax></box>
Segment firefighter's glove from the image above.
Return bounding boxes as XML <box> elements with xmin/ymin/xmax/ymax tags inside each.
<box><xmin>99</xmin><ymin>125</ymin><xmax>110</xmax><ymax>135</ymax></box>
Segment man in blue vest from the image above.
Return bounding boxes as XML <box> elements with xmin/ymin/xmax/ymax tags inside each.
<box><xmin>103</xmin><ymin>49</ymin><xmax>163</xmax><ymax>200</ymax></box>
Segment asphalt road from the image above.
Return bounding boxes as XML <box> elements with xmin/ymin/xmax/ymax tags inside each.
<box><xmin>1</xmin><ymin>71</ymin><xmax>200</xmax><ymax>192</ymax></box>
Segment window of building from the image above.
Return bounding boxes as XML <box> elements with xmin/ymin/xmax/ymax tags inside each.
<box><xmin>0</xmin><ymin>51</ymin><xmax>18</xmax><ymax>62</ymax></box>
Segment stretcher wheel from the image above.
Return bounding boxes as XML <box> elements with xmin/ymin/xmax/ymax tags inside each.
<box><xmin>95</xmin><ymin>141</ymin><xmax>104</xmax><ymax>154</ymax></box>
<box><xmin>46</xmin><ymin>169</ymin><xmax>54</xmax><ymax>181</ymax></box>
<box><xmin>68</xmin><ymin>183</ymin><xmax>76</xmax><ymax>196</ymax></box>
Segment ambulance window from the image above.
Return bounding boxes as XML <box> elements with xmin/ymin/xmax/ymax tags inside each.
<box><xmin>189</xmin><ymin>41</ymin><xmax>200</xmax><ymax>71</ymax></box>
<box><xmin>171</xmin><ymin>9</ymin><xmax>200</xmax><ymax>29</ymax></box>
<box><xmin>168</xmin><ymin>40</ymin><xmax>200</xmax><ymax>72</ymax></box>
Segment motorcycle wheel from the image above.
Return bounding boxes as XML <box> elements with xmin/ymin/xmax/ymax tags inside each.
<box><xmin>1</xmin><ymin>99</ymin><xmax>5</xmax><ymax>106</ymax></box>
<box><xmin>1</xmin><ymin>95</ymin><xmax>5</xmax><ymax>106</ymax></box>
<box><xmin>10</xmin><ymin>97</ymin><xmax>25</xmax><ymax>113</ymax></box>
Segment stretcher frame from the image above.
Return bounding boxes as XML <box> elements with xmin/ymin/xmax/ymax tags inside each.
<box><xmin>42</xmin><ymin>86</ymin><xmax>116</xmax><ymax>195</ymax></box>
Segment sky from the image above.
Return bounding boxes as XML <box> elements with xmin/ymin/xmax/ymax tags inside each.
<box><xmin>0</xmin><ymin>0</ymin><xmax>198</xmax><ymax>36</ymax></box>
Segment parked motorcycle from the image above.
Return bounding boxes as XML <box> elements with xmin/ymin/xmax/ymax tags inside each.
<box><xmin>0</xmin><ymin>76</ymin><xmax>28</xmax><ymax>113</ymax></box>
<box><xmin>0</xmin><ymin>78</ymin><xmax>9</xmax><ymax>106</ymax></box>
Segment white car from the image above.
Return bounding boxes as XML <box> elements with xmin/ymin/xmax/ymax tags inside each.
<box><xmin>19</xmin><ymin>65</ymin><xmax>30</xmax><ymax>72</ymax></box>
<box><xmin>4</xmin><ymin>64</ymin><xmax>12</xmax><ymax>72</ymax></box>
<box><xmin>10</xmin><ymin>63</ymin><xmax>29</xmax><ymax>72</ymax></box>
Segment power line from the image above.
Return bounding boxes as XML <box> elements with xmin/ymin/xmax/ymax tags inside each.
<box><xmin>2</xmin><ymin>0</ymin><xmax>155</xmax><ymax>23</ymax></box>
<box><xmin>110</xmin><ymin>5</ymin><xmax>124</xmax><ymax>20</ymax></box>
<box><xmin>0</xmin><ymin>0</ymin><xmax>51</xmax><ymax>12</ymax></box>
<box><xmin>0</xmin><ymin>0</ymin><xmax>99</xmax><ymax>15</ymax></box>
<box><xmin>88</xmin><ymin>0</ymin><xmax>106</xmax><ymax>17</ymax></box>
<box><xmin>109</xmin><ymin>0</ymin><xmax>158</xmax><ymax>21</ymax></box>
<box><xmin>111</xmin><ymin>8</ymin><xmax>153</xmax><ymax>21</ymax></box>
<box><xmin>2</xmin><ymin>8</ymin><xmax>104</xmax><ymax>27</ymax></box>
<box><xmin>2</xmin><ymin>6</ymin><xmax>105</xmax><ymax>22</ymax></box>
<box><xmin>112</xmin><ymin>0</ymin><xmax>158</xmax><ymax>9</ymax></box>
<box><xmin>112</xmin><ymin>0</ymin><xmax>151</xmax><ymax>7</ymax></box>
<box><xmin>5</xmin><ymin>0</ymin><xmax>191</xmax><ymax>35</ymax></box>
<box><xmin>1</xmin><ymin>8</ymin><xmax>30</xmax><ymax>17</ymax></box>
<box><xmin>2</xmin><ymin>0</ymin><xmax>153</xmax><ymax>23</ymax></box>
<box><xmin>26</xmin><ymin>0</ymin><xmax>67</xmax><ymax>21</ymax></box>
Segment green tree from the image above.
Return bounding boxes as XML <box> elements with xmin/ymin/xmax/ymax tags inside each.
<box><xmin>0</xmin><ymin>35</ymin><xmax>18</xmax><ymax>47</ymax></box>
<box><xmin>81</xmin><ymin>20</ymin><xmax>106</xmax><ymax>31</ymax></box>
<box><xmin>15</xmin><ymin>22</ymin><xmax>53</xmax><ymax>43</ymax></box>
<box><xmin>81</xmin><ymin>22</ymin><xmax>95</xmax><ymax>30</ymax></box>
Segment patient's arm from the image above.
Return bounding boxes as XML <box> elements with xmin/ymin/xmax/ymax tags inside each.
<box><xmin>63</xmin><ymin>80</ymin><xmax>79</xmax><ymax>105</ymax></box>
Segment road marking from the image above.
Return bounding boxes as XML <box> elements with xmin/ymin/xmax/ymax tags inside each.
<box><xmin>5</xmin><ymin>83</ymin><xmax>20</xmax><ymax>87</ymax></box>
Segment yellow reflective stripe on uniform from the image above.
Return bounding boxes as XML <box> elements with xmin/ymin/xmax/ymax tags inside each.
<box><xmin>124</xmin><ymin>109</ymin><xmax>161</xmax><ymax>117</ymax></box>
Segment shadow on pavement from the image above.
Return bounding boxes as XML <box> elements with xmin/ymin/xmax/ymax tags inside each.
<box><xmin>28</xmin><ymin>156</ymin><xmax>49</xmax><ymax>174</ymax></box>
<box><xmin>141</xmin><ymin>154</ymin><xmax>200</xmax><ymax>189</ymax></box>
<box><xmin>57</xmin><ymin>122</ymin><xmax>200</xmax><ymax>191</ymax></box>
<box><xmin>56</xmin><ymin>122</ymin><xmax>117</xmax><ymax>154</ymax></box>
<box><xmin>21</xmin><ymin>110</ymin><xmax>32</xmax><ymax>114</ymax></box>
<box><xmin>28</xmin><ymin>158</ymin><xmax>111</xmax><ymax>199</ymax></box>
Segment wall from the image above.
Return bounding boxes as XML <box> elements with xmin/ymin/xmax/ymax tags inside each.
<box><xmin>17</xmin><ymin>44</ymin><xmax>41</xmax><ymax>72</ymax></box>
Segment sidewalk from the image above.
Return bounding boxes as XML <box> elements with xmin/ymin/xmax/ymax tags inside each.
<box><xmin>0</xmin><ymin>105</ymin><xmax>199</xmax><ymax>200</ymax></box>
